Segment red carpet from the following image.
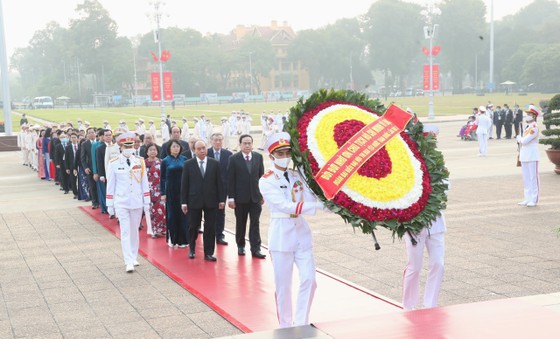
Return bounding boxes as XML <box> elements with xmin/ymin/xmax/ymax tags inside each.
<box><xmin>80</xmin><ymin>206</ymin><xmax>401</xmax><ymax>333</ymax></box>
<box><xmin>314</xmin><ymin>298</ymin><xmax>560</xmax><ymax>338</ymax></box>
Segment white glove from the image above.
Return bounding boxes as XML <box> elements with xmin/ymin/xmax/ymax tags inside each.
<box><xmin>107</xmin><ymin>207</ymin><xmax>115</xmax><ymax>216</ymax></box>
<box><xmin>516</xmin><ymin>135</ymin><xmax>521</xmax><ymax>143</ymax></box>
<box><xmin>143</xmin><ymin>204</ymin><xmax>150</xmax><ymax>214</ymax></box>
<box><xmin>315</xmin><ymin>201</ymin><xmax>325</xmax><ymax>210</ymax></box>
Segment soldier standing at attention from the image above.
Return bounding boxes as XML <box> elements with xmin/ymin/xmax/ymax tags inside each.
<box><xmin>106</xmin><ymin>132</ymin><xmax>150</xmax><ymax>273</ymax></box>
<box><xmin>259</xmin><ymin>132</ymin><xmax>327</xmax><ymax>328</ymax></box>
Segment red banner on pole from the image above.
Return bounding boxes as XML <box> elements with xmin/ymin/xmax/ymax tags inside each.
<box><xmin>432</xmin><ymin>64</ymin><xmax>440</xmax><ymax>90</ymax></box>
<box><xmin>151</xmin><ymin>72</ymin><xmax>161</xmax><ymax>101</ymax></box>
<box><xmin>163</xmin><ymin>72</ymin><xmax>173</xmax><ymax>100</ymax></box>
<box><xmin>151</xmin><ymin>72</ymin><xmax>173</xmax><ymax>101</ymax></box>
<box><xmin>314</xmin><ymin>105</ymin><xmax>413</xmax><ymax>200</ymax></box>
<box><xmin>423</xmin><ymin>64</ymin><xmax>440</xmax><ymax>91</ymax></box>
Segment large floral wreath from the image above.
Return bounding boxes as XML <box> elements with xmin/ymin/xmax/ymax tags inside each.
<box><xmin>285</xmin><ymin>89</ymin><xmax>449</xmax><ymax>238</ymax></box>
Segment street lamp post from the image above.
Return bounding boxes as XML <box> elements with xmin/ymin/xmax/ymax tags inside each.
<box><xmin>149</xmin><ymin>1</ymin><xmax>166</xmax><ymax>122</ymax></box>
<box><xmin>249</xmin><ymin>52</ymin><xmax>253</xmax><ymax>95</ymax></box>
<box><xmin>0</xmin><ymin>0</ymin><xmax>13</xmax><ymax>135</ymax></box>
<box><xmin>426</xmin><ymin>23</ymin><xmax>439</xmax><ymax>119</ymax></box>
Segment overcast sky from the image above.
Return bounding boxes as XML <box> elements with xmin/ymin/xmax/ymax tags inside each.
<box><xmin>2</xmin><ymin>0</ymin><xmax>538</xmax><ymax>61</ymax></box>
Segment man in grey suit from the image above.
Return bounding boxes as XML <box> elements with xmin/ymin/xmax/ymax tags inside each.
<box><xmin>227</xmin><ymin>134</ymin><xmax>266</xmax><ymax>259</ymax></box>
<box><xmin>207</xmin><ymin>133</ymin><xmax>233</xmax><ymax>245</ymax></box>
<box><xmin>181</xmin><ymin>140</ymin><xmax>225</xmax><ymax>262</ymax></box>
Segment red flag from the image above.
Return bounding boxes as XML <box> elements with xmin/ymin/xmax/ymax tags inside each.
<box><xmin>432</xmin><ymin>45</ymin><xmax>441</xmax><ymax>56</ymax></box>
<box><xmin>161</xmin><ymin>50</ymin><xmax>171</xmax><ymax>62</ymax></box>
<box><xmin>151</xmin><ymin>52</ymin><xmax>158</xmax><ymax>62</ymax></box>
<box><xmin>422</xmin><ymin>47</ymin><xmax>429</xmax><ymax>56</ymax></box>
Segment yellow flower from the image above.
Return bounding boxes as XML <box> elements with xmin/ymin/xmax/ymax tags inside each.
<box><xmin>306</xmin><ymin>104</ymin><xmax>424</xmax><ymax>209</ymax></box>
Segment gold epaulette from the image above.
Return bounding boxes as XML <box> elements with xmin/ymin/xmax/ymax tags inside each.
<box><xmin>109</xmin><ymin>156</ymin><xmax>119</xmax><ymax>163</ymax></box>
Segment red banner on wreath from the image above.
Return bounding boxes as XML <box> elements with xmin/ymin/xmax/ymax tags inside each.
<box><xmin>151</xmin><ymin>72</ymin><xmax>173</xmax><ymax>101</ymax></box>
<box><xmin>314</xmin><ymin>105</ymin><xmax>413</xmax><ymax>200</ymax></box>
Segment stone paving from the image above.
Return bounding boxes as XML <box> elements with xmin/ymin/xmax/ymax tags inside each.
<box><xmin>1</xmin><ymin>115</ymin><xmax>560</xmax><ymax>338</ymax></box>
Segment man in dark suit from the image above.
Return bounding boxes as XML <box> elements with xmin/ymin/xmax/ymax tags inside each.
<box><xmin>55</xmin><ymin>131</ymin><xmax>70</xmax><ymax>194</ymax></box>
<box><xmin>207</xmin><ymin>133</ymin><xmax>232</xmax><ymax>245</ymax></box>
<box><xmin>227</xmin><ymin>134</ymin><xmax>266</xmax><ymax>259</ymax></box>
<box><xmin>138</xmin><ymin>132</ymin><xmax>160</xmax><ymax>158</ymax></box>
<box><xmin>181</xmin><ymin>140</ymin><xmax>225</xmax><ymax>262</ymax></box>
<box><xmin>64</xmin><ymin>133</ymin><xmax>80</xmax><ymax>198</ymax></box>
<box><xmin>95</xmin><ymin>129</ymin><xmax>113</xmax><ymax>214</ymax></box>
<box><xmin>80</xmin><ymin>127</ymin><xmax>99</xmax><ymax>208</ymax></box>
<box><xmin>50</xmin><ymin>130</ymin><xmax>61</xmax><ymax>186</ymax></box>
<box><xmin>160</xmin><ymin>126</ymin><xmax>191</xmax><ymax>159</ymax></box>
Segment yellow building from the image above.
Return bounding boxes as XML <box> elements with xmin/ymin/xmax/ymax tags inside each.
<box><xmin>224</xmin><ymin>21</ymin><xmax>310</xmax><ymax>95</ymax></box>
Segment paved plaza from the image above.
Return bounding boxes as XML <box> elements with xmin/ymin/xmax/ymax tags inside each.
<box><xmin>1</xmin><ymin>116</ymin><xmax>560</xmax><ymax>338</ymax></box>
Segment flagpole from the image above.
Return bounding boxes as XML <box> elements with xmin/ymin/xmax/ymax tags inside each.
<box><xmin>0</xmin><ymin>0</ymin><xmax>13</xmax><ymax>135</ymax></box>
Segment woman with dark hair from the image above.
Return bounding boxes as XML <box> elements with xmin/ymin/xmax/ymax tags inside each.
<box><xmin>160</xmin><ymin>139</ymin><xmax>188</xmax><ymax>247</ymax></box>
<box><xmin>37</xmin><ymin>129</ymin><xmax>46</xmax><ymax>179</ymax></box>
<box><xmin>76</xmin><ymin>136</ymin><xmax>91</xmax><ymax>201</ymax></box>
<box><xmin>42</xmin><ymin>127</ymin><xmax>52</xmax><ymax>180</ymax></box>
<box><xmin>144</xmin><ymin>143</ymin><xmax>166</xmax><ymax>238</ymax></box>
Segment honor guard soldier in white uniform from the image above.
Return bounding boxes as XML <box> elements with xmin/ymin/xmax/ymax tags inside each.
<box><xmin>517</xmin><ymin>105</ymin><xmax>540</xmax><ymax>207</ymax></box>
<box><xmin>259</xmin><ymin>132</ymin><xmax>326</xmax><ymax>328</ymax></box>
<box><xmin>106</xmin><ymin>132</ymin><xmax>150</xmax><ymax>272</ymax></box>
<box><xmin>402</xmin><ymin>125</ymin><xmax>447</xmax><ymax>310</ymax></box>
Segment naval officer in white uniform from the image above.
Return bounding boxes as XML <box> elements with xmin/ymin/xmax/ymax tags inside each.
<box><xmin>517</xmin><ymin>104</ymin><xmax>541</xmax><ymax>207</ymax></box>
<box><xmin>258</xmin><ymin>132</ymin><xmax>326</xmax><ymax>328</ymax></box>
<box><xmin>106</xmin><ymin>132</ymin><xmax>150</xmax><ymax>272</ymax></box>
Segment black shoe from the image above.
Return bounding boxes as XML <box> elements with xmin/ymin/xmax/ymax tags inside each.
<box><xmin>101</xmin><ymin>211</ymin><xmax>108</xmax><ymax>214</ymax></box>
<box><xmin>92</xmin><ymin>204</ymin><xmax>99</xmax><ymax>209</ymax></box>
<box><xmin>189</xmin><ymin>251</ymin><xmax>195</xmax><ymax>259</ymax></box>
<box><xmin>73</xmin><ymin>195</ymin><xmax>78</xmax><ymax>199</ymax></box>
<box><xmin>217</xmin><ymin>239</ymin><xmax>228</xmax><ymax>246</ymax></box>
<box><xmin>204</xmin><ymin>255</ymin><xmax>217</xmax><ymax>262</ymax></box>
<box><xmin>238</xmin><ymin>248</ymin><xmax>246</xmax><ymax>256</ymax></box>
<box><xmin>64</xmin><ymin>191</ymin><xmax>69</xmax><ymax>194</ymax></box>
<box><xmin>252</xmin><ymin>251</ymin><xmax>266</xmax><ymax>259</ymax></box>
<box><xmin>110</xmin><ymin>215</ymin><xmax>115</xmax><ymax>219</ymax></box>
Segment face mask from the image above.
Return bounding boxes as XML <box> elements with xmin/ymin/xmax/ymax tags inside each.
<box><xmin>272</xmin><ymin>156</ymin><xmax>291</xmax><ymax>169</ymax></box>
<box><xmin>122</xmin><ymin>148</ymin><xmax>135</xmax><ymax>158</ymax></box>
<box><xmin>60</xmin><ymin>138</ymin><xmax>69</xmax><ymax>143</ymax></box>
<box><xmin>524</xmin><ymin>115</ymin><xmax>533</xmax><ymax>123</ymax></box>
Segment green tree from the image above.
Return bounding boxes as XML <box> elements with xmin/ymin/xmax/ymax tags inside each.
<box><xmin>287</xmin><ymin>29</ymin><xmax>327</xmax><ymax>89</ymax></box>
<box><xmin>494</xmin><ymin>0</ymin><xmax>560</xmax><ymax>84</ymax></box>
<box><xmin>438</xmin><ymin>0</ymin><xmax>486</xmax><ymax>92</ymax></box>
<box><xmin>363</xmin><ymin>0</ymin><xmax>424</xmax><ymax>92</ymax></box>
<box><xmin>68</xmin><ymin>0</ymin><xmax>131</xmax><ymax>96</ymax></box>
<box><xmin>520</xmin><ymin>44</ymin><xmax>560</xmax><ymax>92</ymax></box>
<box><xmin>235</xmin><ymin>36</ymin><xmax>276</xmax><ymax>94</ymax></box>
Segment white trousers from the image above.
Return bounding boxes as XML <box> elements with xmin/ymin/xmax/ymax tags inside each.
<box><xmin>270</xmin><ymin>248</ymin><xmax>317</xmax><ymax>328</ymax></box>
<box><xmin>402</xmin><ymin>229</ymin><xmax>445</xmax><ymax>310</ymax></box>
<box><xmin>477</xmin><ymin>132</ymin><xmax>489</xmax><ymax>155</ymax></box>
<box><xmin>116</xmin><ymin>208</ymin><xmax>142</xmax><ymax>266</ymax></box>
<box><xmin>22</xmin><ymin>149</ymin><xmax>30</xmax><ymax>165</ymax></box>
<box><xmin>521</xmin><ymin>161</ymin><xmax>539</xmax><ymax>204</ymax></box>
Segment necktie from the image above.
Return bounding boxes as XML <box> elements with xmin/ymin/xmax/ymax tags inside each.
<box><xmin>199</xmin><ymin>161</ymin><xmax>205</xmax><ymax>177</ymax></box>
<box><xmin>126</xmin><ymin>158</ymin><xmax>131</xmax><ymax>166</ymax></box>
<box><xmin>73</xmin><ymin>144</ymin><xmax>77</xmax><ymax>156</ymax></box>
<box><xmin>245</xmin><ymin>155</ymin><xmax>251</xmax><ymax>173</ymax></box>
<box><xmin>283</xmin><ymin>171</ymin><xmax>290</xmax><ymax>183</ymax></box>
<box><xmin>215</xmin><ymin>151</ymin><xmax>220</xmax><ymax>161</ymax></box>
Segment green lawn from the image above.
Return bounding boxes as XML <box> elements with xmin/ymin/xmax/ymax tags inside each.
<box><xmin>2</xmin><ymin>92</ymin><xmax>554</xmax><ymax>132</ymax></box>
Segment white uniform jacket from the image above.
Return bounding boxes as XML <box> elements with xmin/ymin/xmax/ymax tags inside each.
<box><xmin>106</xmin><ymin>155</ymin><xmax>150</xmax><ymax>210</ymax></box>
<box><xmin>259</xmin><ymin>168</ymin><xmax>321</xmax><ymax>252</ymax></box>
<box><xmin>519</xmin><ymin>121</ymin><xmax>540</xmax><ymax>162</ymax></box>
